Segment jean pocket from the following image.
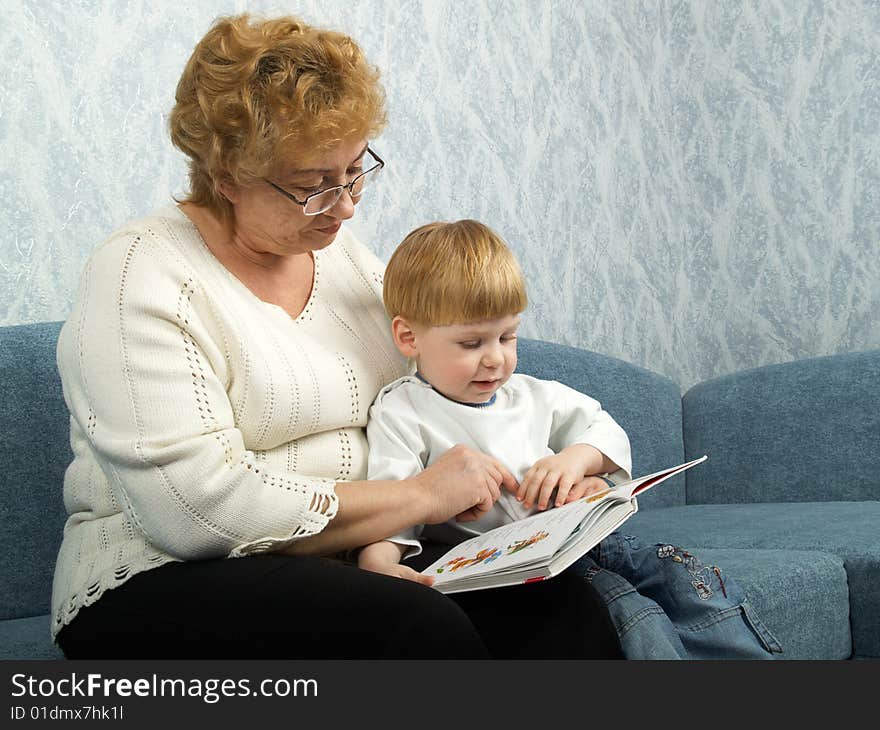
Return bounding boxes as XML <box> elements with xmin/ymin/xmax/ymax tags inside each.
<box><xmin>740</xmin><ymin>600</ymin><xmax>784</xmax><ymax>654</ymax></box>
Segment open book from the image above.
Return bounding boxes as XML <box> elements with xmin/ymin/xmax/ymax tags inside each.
<box><xmin>421</xmin><ymin>455</ymin><xmax>708</xmax><ymax>593</ymax></box>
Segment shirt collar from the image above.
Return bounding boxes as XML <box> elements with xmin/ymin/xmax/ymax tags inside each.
<box><xmin>414</xmin><ymin>371</ymin><xmax>497</xmax><ymax>408</ymax></box>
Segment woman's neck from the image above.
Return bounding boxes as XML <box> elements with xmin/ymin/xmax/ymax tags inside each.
<box><xmin>179</xmin><ymin>202</ymin><xmax>315</xmax><ymax>319</ymax></box>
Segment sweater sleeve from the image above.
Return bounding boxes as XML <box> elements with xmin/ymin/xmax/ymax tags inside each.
<box><xmin>365</xmin><ymin>383</ymin><xmax>427</xmax><ymax>556</ymax></box>
<box><xmin>57</xmin><ymin>230</ymin><xmax>339</xmax><ymax>561</ymax></box>
<box><xmin>545</xmin><ymin>381</ymin><xmax>633</xmax><ymax>480</ymax></box>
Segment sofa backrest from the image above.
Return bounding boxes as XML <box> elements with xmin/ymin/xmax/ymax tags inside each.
<box><xmin>683</xmin><ymin>349</ymin><xmax>880</xmax><ymax>504</ymax></box>
<box><xmin>0</xmin><ymin>320</ymin><xmax>70</xmax><ymax>620</ymax></box>
<box><xmin>517</xmin><ymin>338</ymin><xmax>686</xmax><ymax>508</ymax></box>
<box><xmin>0</xmin><ymin>323</ymin><xmax>687</xmax><ymax>624</ymax></box>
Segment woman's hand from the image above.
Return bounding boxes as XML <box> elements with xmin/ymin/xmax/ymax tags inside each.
<box><xmin>284</xmin><ymin>445</ymin><xmax>518</xmax><ymax>557</ymax></box>
<box><xmin>517</xmin><ymin>444</ymin><xmax>610</xmax><ymax>510</ymax></box>
<box><xmin>413</xmin><ymin>444</ymin><xmax>518</xmax><ymax>524</ymax></box>
<box><xmin>358</xmin><ymin>541</ymin><xmax>435</xmax><ymax>586</ymax></box>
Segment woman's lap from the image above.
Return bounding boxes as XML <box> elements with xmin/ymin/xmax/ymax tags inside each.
<box><xmin>409</xmin><ymin>542</ymin><xmax>624</xmax><ymax>660</ymax></box>
<box><xmin>57</xmin><ymin>552</ymin><xmax>623</xmax><ymax>659</ymax></box>
<box><xmin>57</xmin><ymin>554</ymin><xmax>487</xmax><ymax>659</ymax></box>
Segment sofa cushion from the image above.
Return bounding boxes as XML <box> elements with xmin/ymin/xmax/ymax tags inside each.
<box><xmin>0</xmin><ymin>321</ymin><xmax>70</xmax><ymax>620</ymax></box>
<box><xmin>0</xmin><ymin>614</ymin><xmax>65</xmax><ymax>659</ymax></box>
<box><xmin>518</xmin><ymin>338</ymin><xmax>686</xmax><ymax>508</ymax></box>
<box><xmin>683</xmin><ymin>349</ymin><xmax>880</xmax><ymax>505</ymax></box>
<box><xmin>691</xmin><ymin>548</ymin><xmax>850</xmax><ymax>660</ymax></box>
<box><xmin>626</xmin><ymin>501</ymin><xmax>880</xmax><ymax>658</ymax></box>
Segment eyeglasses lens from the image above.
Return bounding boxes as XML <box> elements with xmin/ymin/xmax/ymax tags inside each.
<box><xmin>302</xmin><ymin>150</ymin><xmax>383</xmax><ymax>215</ymax></box>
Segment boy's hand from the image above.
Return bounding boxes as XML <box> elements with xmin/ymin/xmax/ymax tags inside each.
<box><xmin>357</xmin><ymin>541</ymin><xmax>435</xmax><ymax>587</ymax></box>
<box><xmin>561</xmin><ymin>475</ymin><xmax>613</xmax><ymax>504</ymax></box>
<box><xmin>362</xmin><ymin>561</ymin><xmax>436</xmax><ymax>586</ymax></box>
<box><xmin>518</xmin><ymin>445</ymin><xmax>609</xmax><ymax>510</ymax></box>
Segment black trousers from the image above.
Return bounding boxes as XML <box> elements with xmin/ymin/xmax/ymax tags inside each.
<box><xmin>57</xmin><ymin>549</ymin><xmax>623</xmax><ymax>660</ymax></box>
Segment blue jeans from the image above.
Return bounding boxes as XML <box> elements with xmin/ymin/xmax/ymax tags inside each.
<box><xmin>569</xmin><ymin>532</ymin><xmax>783</xmax><ymax>660</ymax></box>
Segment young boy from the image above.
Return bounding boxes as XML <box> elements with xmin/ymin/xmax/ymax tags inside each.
<box><xmin>361</xmin><ymin>219</ymin><xmax>781</xmax><ymax>659</ymax></box>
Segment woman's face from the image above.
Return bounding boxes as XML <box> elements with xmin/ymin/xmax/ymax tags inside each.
<box><xmin>221</xmin><ymin>137</ymin><xmax>369</xmax><ymax>258</ymax></box>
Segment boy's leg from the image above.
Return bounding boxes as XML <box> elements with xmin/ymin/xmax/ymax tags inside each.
<box><xmin>569</xmin><ymin>549</ymin><xmax>688</xmax><ymax>659</ymax></box>
<box><xmin>604</xmin><ymin>533</ymin><xmax>782</xmax><ymax>659</ymax></box>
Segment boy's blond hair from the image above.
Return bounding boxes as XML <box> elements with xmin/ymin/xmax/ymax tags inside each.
<box><xmin>383</xmin><ymin>220</ymin><xmax>527</xmax><ymax>326</ymax></box>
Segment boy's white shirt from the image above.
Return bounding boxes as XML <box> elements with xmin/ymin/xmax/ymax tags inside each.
<box><xmin>366</xmin><ymin>373</ymin><xmax>633</xmax><ymax>558</ymax></box>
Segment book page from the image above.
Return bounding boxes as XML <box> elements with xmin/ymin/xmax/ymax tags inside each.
<box><xmin>421</xmin><ymin>456</ymin><xmax>708</xmax><ymax>589</ymax></box>
<box><xmin>422</xmin><ymin>492</ymin><xmax>616</xmax><ymax>583</ymax></box>
<box><xmin>616</xmin><ymin>455</ymin><xmax>708</xmax><ymax>498</ymax></box>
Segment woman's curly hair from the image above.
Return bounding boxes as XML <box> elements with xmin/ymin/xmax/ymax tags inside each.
<box><xmin>169</xmin><ymin>14</ymin><xmax>386</xmax><ymax>220</ymax></box>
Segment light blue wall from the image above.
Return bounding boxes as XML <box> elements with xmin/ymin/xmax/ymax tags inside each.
<box><xmin>3</xmin><ymin>0</ymin><xmax>878</xmax><ymax>389</ymax></box>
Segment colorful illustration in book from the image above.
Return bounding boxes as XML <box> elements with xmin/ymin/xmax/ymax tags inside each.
<box><xmin>506</xmin><ymin>530</ymin><xmax>550</xmax><ymax>555</ymax></box>
<box><xmin>435</xmin><ymin>547</ymin><xmax>503</xmax><ymax>573</ymax></box>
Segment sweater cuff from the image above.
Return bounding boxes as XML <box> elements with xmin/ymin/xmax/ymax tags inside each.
<box><xmin>227</xmin><ymin>478</ymin><xmax>339</xmax><ymax>557</ymax></box>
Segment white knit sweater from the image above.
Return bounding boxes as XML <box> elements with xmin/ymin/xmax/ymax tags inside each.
<box><xmin>51</xmin><ymin>204</ymin><xmax>408</xmax><ymax>637</ymax></box>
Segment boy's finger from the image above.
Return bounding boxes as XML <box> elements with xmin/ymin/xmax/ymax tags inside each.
<box><xmin>537</xmin><ymin>472</ymin><xmax>560</xmax><ymax>510</ymax></box>
<box><xmin>517</xmin><ymin>470</ymin><xmax>534</xmax><ymax>501</ymax></box>
<box><xmin>582</xmin><ymin>476</ymin><xmax>608</xmax><ymax>496</ymax></box>
<box><xmin>399</xmin><ymin>566</ymin><xmax>434</xmax><ymax>586</ymax></box>
<box><xmin>555</xmin><ymin>477</ymin><xmax>575</xmax><ymax>507</ymax></box>
<box><xmin>521</xmin><ymin>469</ymin><xmax>546</xmax><ymax>507</ymax></box>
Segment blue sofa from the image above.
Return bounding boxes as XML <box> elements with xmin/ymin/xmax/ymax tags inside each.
<box><xmin>1</xmin><ymin>321</ymin><xmax>877</xmax><ymax>659</ymax></box>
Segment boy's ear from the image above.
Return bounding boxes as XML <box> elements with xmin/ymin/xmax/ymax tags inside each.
<box><xmin>391</xmin><ymin>316</ymin><xmax>419</xmax><ymax>358</ymax></box>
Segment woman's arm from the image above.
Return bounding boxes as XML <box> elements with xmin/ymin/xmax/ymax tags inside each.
<box><xmin>284</xmin><ymin>444</ymin><xmax>517</xmax><ymax>555</ymax></box>
<box><xmin>281</xmin><ymin>479</ymin><xmax>426</xmax><ymax>555</ymax></box>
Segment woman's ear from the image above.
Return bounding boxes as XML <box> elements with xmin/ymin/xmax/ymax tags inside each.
<box><xmin>391</xmin><ymin>316</ymin><xmax>419</xmax><ymax>358</ymax></box>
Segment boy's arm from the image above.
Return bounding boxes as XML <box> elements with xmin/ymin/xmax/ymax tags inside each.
<box><xmin>547</xmin><ymin>382</ymin><xmax>632</xmax><ymax>478</ymax></box>
<box><xmin>518</xmin><ymin>381</ymin><xmax>633</xmax><ymax>509</ymax></box>
<box><xmin>556</xmin><ymin>443</ymin><xmax>619</xmax><ymax>475</ymax></box>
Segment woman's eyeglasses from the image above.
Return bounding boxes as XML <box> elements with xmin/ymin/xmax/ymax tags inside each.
<box><xmin>265</xmin><ymin>147</ymin><xmax>385</xmax><ymax>216</ymax></box>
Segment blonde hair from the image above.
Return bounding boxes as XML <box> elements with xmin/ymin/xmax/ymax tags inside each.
<box><xmin>383</xmin><ymin>220</ymin><xmax>528</xmax><ymax>326</ymax></box>
<box><xmin>169</xmin><ymin>13</ymin><xmax>386</xmax><ymax>221</ymax></box>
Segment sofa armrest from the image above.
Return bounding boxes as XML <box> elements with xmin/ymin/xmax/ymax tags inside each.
<box><xmin>0</xmin><ymin>321</ymin><xmax>70</xmax><ymax>622</ymax></box>
<box><xmin>682</xmin><ymin>349</ymin><xmax>880</xmax><ymax>504</ymax></box>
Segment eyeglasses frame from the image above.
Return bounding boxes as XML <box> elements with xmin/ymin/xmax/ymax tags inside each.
<box><xmin>265</xmin><ymin>146</ymin><xmax>385</xmax><ymax>215</ymax></box>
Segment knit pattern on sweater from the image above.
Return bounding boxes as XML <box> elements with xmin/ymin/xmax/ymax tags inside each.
<box><xmin>51</xmin><ymin>206</ymin><xmax>408</xmax><ymax>637</ymax></box>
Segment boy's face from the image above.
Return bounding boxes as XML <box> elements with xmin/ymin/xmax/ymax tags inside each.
<box><xmin>400</xmin><ymin>314</ymin><xmax>521</xmax><ymax>404</ymax></box>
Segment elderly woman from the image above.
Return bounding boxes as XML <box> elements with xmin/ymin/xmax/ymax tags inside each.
<box><xmin>52</xmin><ymin>14</ymin><xmax>622</xmax><ymax>659</ymax></box>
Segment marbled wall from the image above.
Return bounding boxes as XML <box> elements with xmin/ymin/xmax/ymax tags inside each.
<box><xmin>3</xmin><ymin>0</ymin><xmax>878</xmax><ymax>389</ymax></box>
